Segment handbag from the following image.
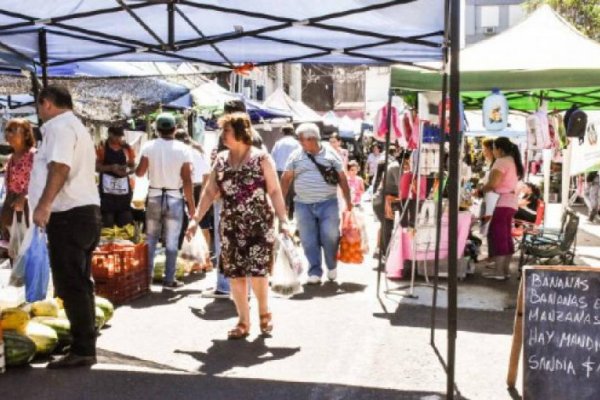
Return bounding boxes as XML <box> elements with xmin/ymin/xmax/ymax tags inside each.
<box><xmin>305</xmin><ymin>152</ymin><xmax>340</xmax><ymax>186</ymax></box>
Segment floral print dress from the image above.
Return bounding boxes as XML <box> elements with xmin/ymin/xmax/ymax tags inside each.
<box><xmin>214</xmin><ymin>150</ymin><xmax>275</xmax><ymax>278</ymax></box>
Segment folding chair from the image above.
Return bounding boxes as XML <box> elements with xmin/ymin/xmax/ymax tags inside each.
<box><xmin>518</xmin><ymin>209</ymin><xmax>579</xmax><ymax>268</ymax></box>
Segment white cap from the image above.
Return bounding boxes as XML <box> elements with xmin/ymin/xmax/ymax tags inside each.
<box><xmin>295</xmin><ymin>122</ymin><xmax>320</xmax><ymax>140</ymax></box>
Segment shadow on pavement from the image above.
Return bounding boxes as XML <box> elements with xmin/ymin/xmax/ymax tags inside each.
<box><xmin>128</xmin><ymin>288</ymin><xmax>204</xmax><ymax>309</ymax></box>
<box><xmin>189</xmin><ymin>300</ymin><xmax>237</xmax><ymax>321</ymax></box>
<box><xmin>3</xmin><ymin>366</ymin><xmax>462</xmax><ymax>400</ymax></box>
<box><xmin>291</xmin><ymin>281</ymin><xmax>367</xmax><ymax>300</ymax></box>
<box><xmin>373</xmin><ymin>303</ymin><xmax>515</xmax><ymax>335</ymax></box>
<box><xmin>175</xmin><ymin>336</ymin><xmax>301</xmax><ymax>375</ymax></box>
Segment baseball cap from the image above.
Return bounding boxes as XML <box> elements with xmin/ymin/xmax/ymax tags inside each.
<box><xmin>155</xmin><ymin>113</ymin><xmax>176</xmax><ymax>130</ymax></box>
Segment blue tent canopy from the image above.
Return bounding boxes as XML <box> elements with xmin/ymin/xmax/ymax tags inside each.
<box><xmin>0</xmin><ymin>1</ymin><xmax>443</xmax><ymax>69</ymax></box>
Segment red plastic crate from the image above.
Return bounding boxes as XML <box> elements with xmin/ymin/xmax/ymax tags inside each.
<box><xmin>92</xmin><ymin>243</ymin><xmax>149</xmax><ymax>305</ymax></box>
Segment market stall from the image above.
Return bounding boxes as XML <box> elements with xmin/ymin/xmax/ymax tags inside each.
<box><xmin>0</xmin><ymin>1</ymin><xmax>460</xmax><ymax>395</ymax></box>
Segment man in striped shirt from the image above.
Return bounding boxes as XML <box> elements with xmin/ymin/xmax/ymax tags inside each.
<box><xmin>281</xmin><ymin>123</ymin><xmax>352</xmax><ymax>284</ymax></box>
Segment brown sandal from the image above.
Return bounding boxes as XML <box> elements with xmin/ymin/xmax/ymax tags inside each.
<box><xmin>259</xmin><ymin>313</ymin><xmax>273</xmax><ymax>335</ymax></box>
<box><xmin>227</xmin><ymin>322</ymin><xmax>250</xmax><ymax>340</ymax></box>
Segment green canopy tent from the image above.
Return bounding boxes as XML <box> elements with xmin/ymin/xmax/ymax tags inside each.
<box><xmin>391</xmin><ymin>5</ymin><xmax>600</xmax><ymax>112</ymax></box>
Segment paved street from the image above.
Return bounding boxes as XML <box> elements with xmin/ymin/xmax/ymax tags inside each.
<box><xmin>3</xmin><ymin>206</ymin><xmax>540</xmax><ymax>400</ymax></box>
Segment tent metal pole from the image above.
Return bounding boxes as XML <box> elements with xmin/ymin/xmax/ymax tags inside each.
<box><xmin>177</xmin><ymin>0</ymin><xmax>438</xmax><ymax>49</ymax></box>
<box><xmin>376</xmin><ymin>87</ymin><xmax>394</xmax><ymax>295</ymax></box>
<box><xmin>168</xmin><ymin>1</ymin><xmax>175</xmax><ymax>49</ymax></box>
<box><xmin>116</xmin><ymin>0</ymin><xmax>166</xmax><ymax>48</ymax></box>
<box><xmin>174</xmin><ymin>5</ymin><xmax>234</xmax><ymax>67</ymax></box>
<box><xmin>255</xmin><ymin>34</ymin><xmax>440</xmax><ymax>69</ymax></box>
<box><xmin>47</xmin><ymin>49</ymin><xmax>136</xmax><ymax>66</ymax></box>
<box><xmin>346</xmin><ymin>31</ymin><xmax>443</xmax><ymax>52</ymax></box>
<box><xmin>45</xmin><ymin>28</ymin><xmax>136</xmax><ymax>50</ymax></box>
<box><xmin>0</xmin><ymin>38</ymin><xmax>35</xmax><ymax>65</ymax></box>
<box><xmin>431</xmin><ymin>0</ymin><xmax>452</xmax><ymax>347</ymax></box>
<box><xmin>51</xmin><ymin>21</ymin><xmax>159</xmax><ymax>50</ymax></box>
<box><xmin>38</xmin><ymin>28</ymin><xmax>48</xmax><ymax>88</ymax></box>
<box><xmin>447</xmin><ymin>0</ymin><xmax>461</xmax><ymax>397</ymax></box>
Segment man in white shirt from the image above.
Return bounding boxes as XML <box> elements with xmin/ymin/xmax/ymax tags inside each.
<box><xmin>135</xmin><ymin>113</ymin><xmax>194</xmax><ymax>289</ymax></box>
<box><xmin>31</xmin><ymin>85</ymin><xmax>101</xmax><ymax>369</ymax></box>
<box><xmin>175</xmin><ymin>129</ymin><xmax>212</xmax><ymax>249</ymax></box>
<box><xmin>271</xmin><ymin>124</ymin><xmax>300</xmax><ymax>217</ymax></box>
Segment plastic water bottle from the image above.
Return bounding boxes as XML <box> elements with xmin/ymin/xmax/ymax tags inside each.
<box><xmin>483</xmin><ymin>88</ymin><xmax>508</xmax><ymax>131</ymax></box>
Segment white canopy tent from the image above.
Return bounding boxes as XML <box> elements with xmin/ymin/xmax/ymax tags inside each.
<box><xmin>263</xmin><ymin>87</ymin><xmax>322</xmax><ymax>123</ymax></box>
<box><xmin>0</xmin><ymin>2</ymin><xmax>466</xmax><ymax>398</ymax></box>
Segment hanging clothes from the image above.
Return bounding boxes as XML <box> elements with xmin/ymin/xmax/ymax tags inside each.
<box><xmin>401</xmin><ymin>110</ymin><xmax>419</xmax><ymax>150</ymax></box>
<box><xmin>373</xmin><ymin>104</ymin><xmax>403</xmax><ymax>142</ymax></box>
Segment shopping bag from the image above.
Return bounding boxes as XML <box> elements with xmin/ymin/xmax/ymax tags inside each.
<box><xmin>385</xmin><ymin>224</ymin><xmax>404</xmax><ymax>279</ymax></box>
<box><xmin>24</xmin><ymin>228</ymin><xmax>50</xmax><ymax>302</ymax></box>
<box><xmin>337</xmin><ymin>210</ymin><xmax>364</xmax><ymax>264</ymax></box>
<box><xmin>351</xmin><ymin>208</ymin><xmax>369</xmax><ymax>255</ymax></box>
<box><xmin>180</xmin><ymin>228</ymin><xmax>211</xmax><ymax>271</ymax></box>
<box><xmin>8</xmin><ymin>214</ymin><xmax>27</xmax><ymax>259</ymax></box>
<box><xmin>278</xmin><ymin>234</ymin><xmax>306</xmax><ymax>276</ymax></box>
<box><xmin>8</xmin><ymin>225</ymin><xmax>35</xmax><ymax>287</ymax></box>
<box><xmin>271</xmin><ymin>242</ymin><xmax>303</xmax><ymax>298</ymax></box>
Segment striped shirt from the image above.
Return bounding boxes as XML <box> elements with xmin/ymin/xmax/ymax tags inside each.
<box><xmin>285</xmin><ymin>146</ymin><xmax>343</xmax><ymax>204</ymax></box>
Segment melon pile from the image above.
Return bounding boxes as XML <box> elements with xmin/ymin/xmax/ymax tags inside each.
<box><xmin>1</xmin><ymin>296</ymin><xmax>114</xmax><ymax>367</ymax></box>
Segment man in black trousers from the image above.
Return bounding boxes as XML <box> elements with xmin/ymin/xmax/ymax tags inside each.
<box><xmin>30</xmin><ymin>85</ymin><xmax>101</xmax><ymax>369</ymax></box>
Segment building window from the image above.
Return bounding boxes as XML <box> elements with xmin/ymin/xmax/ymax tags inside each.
<box><xmin>480</xmin><ymin>5</ymin><xmax>500</xmax><ymax>28</ymax></box>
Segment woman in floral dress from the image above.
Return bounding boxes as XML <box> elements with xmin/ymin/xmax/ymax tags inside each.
<box><xmin>187</xmin><ymin>112</ymin><xmax>290</xmax><ymax>339</ymax></box>
<box><xmin>1</xmin><ymin>118</ymin><xmax>36</xmax><ymax>241</ymax></box>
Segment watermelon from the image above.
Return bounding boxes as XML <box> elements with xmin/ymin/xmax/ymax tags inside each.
<box><xmin>25</xmin><ymin>321</ymin><xmax>58</xmax><ymax>356</ymax></box>
<box><xmin>1</xmin><ymin>308</ymin><xmax>30</xmax><ymax>333</ymax></box>
<box><xmin>3</xmin><ymin>330</ymin><xmax>36</xmax><ymax>366</ymax></box>
<box><xmin>94</xmin><ymin>306</ymin><xmax>105</xmax><ymax>330</ymax></box>
<box><xmin>31</xmin><ymin>300</ymin><xmax>60</xmax><ymax>317</ymax></box>
<box><xmin>32</xmin><ymin>317</ymin><xmax>72</xmax><ymax>347</ymax></box>
<box><xmin>94</xmin><ymin>296</ymin><xmax>114</xmax><ymax>322</ymax></box>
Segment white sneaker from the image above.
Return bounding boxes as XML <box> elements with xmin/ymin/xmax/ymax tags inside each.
<box><xmin>307</xmin><ymin>275</ymin><xmax>321</xmax><ymax>285</ymax></box>
<box><xmin>327</xmin><ymin>269</ymin><xmax>337</xmax><ymax>281</ymax></box>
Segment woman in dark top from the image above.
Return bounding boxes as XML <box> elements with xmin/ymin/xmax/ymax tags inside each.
<box><xmin>514</xmin><ymin>182</ymin><xmax>541</xmax><ymax>223</ymax></box>
<box><xmin>96</xmin><ymin>126</ymin><xmax>135</xmax><ymax>227</ymax></box>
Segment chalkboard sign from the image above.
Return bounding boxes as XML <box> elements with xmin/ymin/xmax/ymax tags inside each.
<box><xmin>523</xmin><ymin>266</ymin><xmax>600</xmax><ymax>400</ymax></box>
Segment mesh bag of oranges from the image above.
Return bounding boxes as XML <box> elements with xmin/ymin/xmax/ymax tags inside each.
<box><xmin>338</xmin><ymin>210</ymin><xmax>364</xmax><ymax>264</ymax></box>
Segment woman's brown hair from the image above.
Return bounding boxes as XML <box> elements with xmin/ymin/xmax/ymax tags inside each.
<box><xmin>218</xmin><ymin>112</ymin><xmax>253</xmax><ymax>145</ymax></box>
<box><xmin>5</xmin><ymin>118</ymin><xmax>35</xmax><ymax>149</ymax></box>
<box><xmin>482</xmin><ymin>137</ymin><xmax>494</xmax><ymax>151</ymax></box>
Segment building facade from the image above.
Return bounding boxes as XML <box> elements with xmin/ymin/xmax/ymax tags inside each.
<box><xmin>464</xmin><ymin>0</ymin><xmax>527</xmax><ymax>45</ymax></box>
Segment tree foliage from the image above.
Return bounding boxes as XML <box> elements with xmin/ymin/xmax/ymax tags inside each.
<box><xmin>525</xmin><ymin>0</ymin><xmax>600</xmax><ymax>41</ymax></box>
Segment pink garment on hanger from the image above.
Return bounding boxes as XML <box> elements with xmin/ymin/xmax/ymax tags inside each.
<box><xmin>373</xmin><ymin>104</ymin><xmax>403</xmax><ymax>141</ymax></box>
<box><xmin>385</xmin><ymin>226</ymin><xmax>404</xmax><ymax>278</ymax></box>
<box><xmin>399</xmin><ymin>173</ymin><xmax>427</xmax><ymax>200</ymax></box>
<box><xmin>402</xmin><ymin>111</ymin><xmax>419</xmax><ymax>150</ymax></box>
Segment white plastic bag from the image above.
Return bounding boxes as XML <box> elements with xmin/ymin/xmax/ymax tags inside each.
<box><xmin>9</xmin><ymin>224</ymin><xmax>35</xmax><ymax>287</ymax></box>
<box><xmin>351</xmin><ymin>208</ymin><xmax>369</xmax><ymax>254</ymax></box>
<box><xmin>480</xmin><ymin>192</ymin><xmax>499</xmax><ymax>236</ymax></box>
<box><xmin>278</xmin><ymin>235</ymin><xmax>306</xmax><ymax>276</ymax></box>
<box><xmin>181</xmin><ymin>228</ymin><xmax>209</xmax><ymax>264</ymax></box>
<box><xmin>8</xmin><ymin>215</ymin><xmax>27</xmax><ymax>259</ymax></box>
<box><xmin>271</xmin><ymin>243</ymin><xmax>303</xmax><ymax>298</ymax></box>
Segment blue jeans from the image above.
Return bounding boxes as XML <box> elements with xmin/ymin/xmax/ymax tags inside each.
<box><xmin>213</xmin><ymin>200</ymin><xmax>230</xmax><ymax>293</ymax></box>
<box><xmin>295</xmin><ymin>198</ymin><xmax>340</xmax><ymax>278</ymax></box>
<box><xmin>146</xmin><ymin>195</ymin><xmax>184</xmax><ymax>284</ymax></box>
